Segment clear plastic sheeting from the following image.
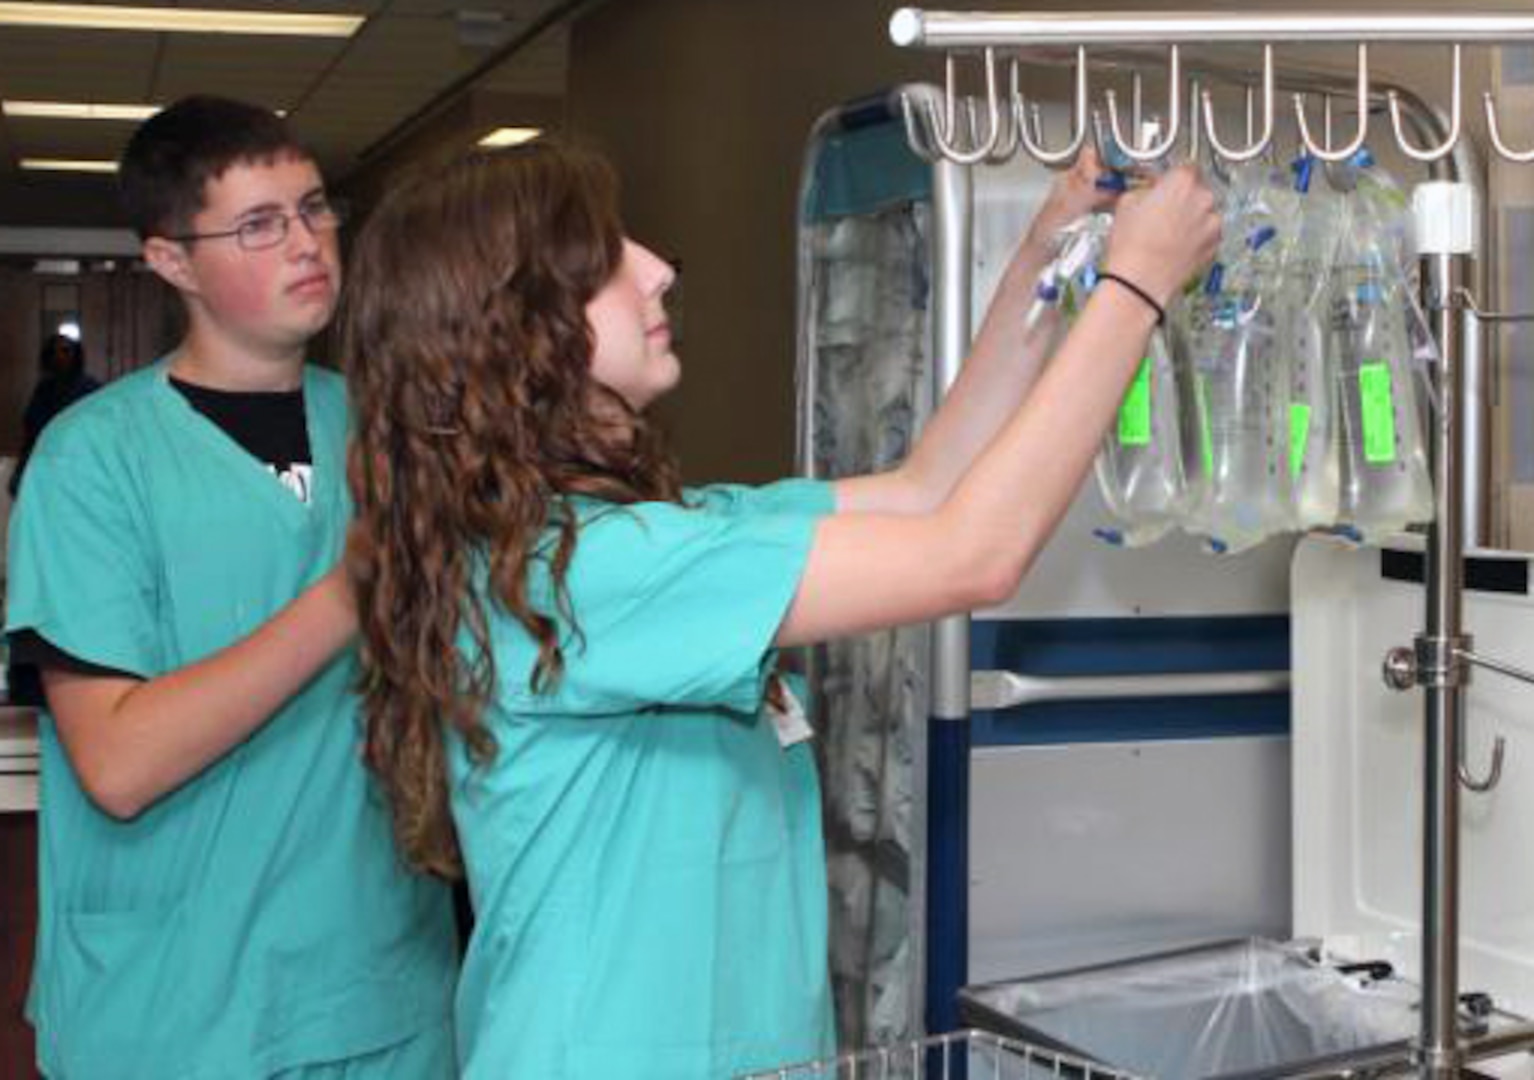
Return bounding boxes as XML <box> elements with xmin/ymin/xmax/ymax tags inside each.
<box><xmin>740</xmin><ymin>1028</ymin><xmax>1146</xmax><ymax>1080</ymax></box>
<box><xmin>959</xmin><ymin>938</ymin><xmax>1420</xmax><ymax>1079</ymax></box>
<box><xmin>799</xmin><ymin>201</ymin><xmax>932</xmax><ymax>1051</ymax></box>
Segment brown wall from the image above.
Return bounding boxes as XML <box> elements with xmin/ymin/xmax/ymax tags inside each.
<box><xmin>567</xmin><ymin>0</ymin><xmax>931</xmax><ymax>485</ymax></box>
<box><xmin>0</xmin><ymin>271</ymin><xmax>35</xmax><ymax>454</ymax></box>
<box><xmin>340</xmin><ymin>91</ymin><xmax>567</xmax><ymax>223</ymax></box>
<box><xmin>0</xmin><ymin>813</ymin><xmax>39</xmax><ymax>1080</ymax></box>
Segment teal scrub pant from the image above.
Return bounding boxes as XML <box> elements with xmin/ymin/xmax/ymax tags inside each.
<box><xmin>274</xmin><ymin>1023</ymin><xmax>456</xmax><ymax>1080</ymax></box>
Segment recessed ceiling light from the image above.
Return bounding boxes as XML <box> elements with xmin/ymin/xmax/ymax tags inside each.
<box><xmin>20</xmin><ymin>158</ymin><xmax>118</xmax><ymax>174</ymax></box>
<box><xmin>478</xmin><ymin>127</ymin><xmax>542</xmax><ymax>148</ymax></box>
<box><xmin>0</xmin><ymin>4</ymin><xmax>364</xmax><ymax>37</ymax></box>
<box><xmin>4</xmin><ymin>100</ymin><xmax>161</xmax><ymax>121</ymax></box>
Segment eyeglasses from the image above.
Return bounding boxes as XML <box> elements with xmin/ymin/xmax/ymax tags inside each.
<box><xmin>168</xmin><ymin>194</ymin><xmax>347</xmax><ymax>252</ymax></box>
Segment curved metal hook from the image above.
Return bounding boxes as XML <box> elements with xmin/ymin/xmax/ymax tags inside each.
<box><xmin>1013</xmin><ymin>46</ymin><xmax>1089</xmax><ymax>167</ymax></box>
<box><xmin>1460</xmin><ymin>732</ymin><xmax>1506</xmax><ymax>793</ymax></box>
<box><xmin>1389</xmin><ymin>44</ymin><xmax>1460</xmax><ymax>162</ymax></box>
<box><xmin>1090</xmin><ymin>105</ymin><xmax>1108</xmax><ymax>161</ymax></box>
<box><xmin>1201</xmin><ymin>44</ymin><xmax>1275</xmax><ymax>163</ymax></box>
<box><xmin>1293</xmin><ymin>43</ymin><xmax>1370</xmax><ymax>161</ymax></box>
<box><xmin>979</xmin><ymin>59</ymin><xmax>1022</xmax><ymax>163</ymax></box>
<box><xmin>1104</xmin><ymin>45</ymin><xmax>1182</xmax><ymax>162</ymax></box>
<box><xmin>964</xmin><ymin>94</ymin><xmax>1017</xmax><ymax>165</ymax></box>
<box><xmin>1187</xmin><ymin>77</ymin><xmax>1203</xmax><ymax>162</ymax></box>
<box><xmin>1484</xmin><ymin>88</ymin><xmax>1534</xmax><ymax>164</ymax></box>
<box><xmin>1453</xmin><ymin>644</ymin><xmax>1528</xmax><ymax>793</ymax></box>
<box><xmin>898</xmin><ymin>88</ymin><xmax>940</xmax><ymax>163</ymax></box>
<box><xmin>924</xmin><ymin>48</ymin><xmax>1003</xmax><ymax>165</ymax></box>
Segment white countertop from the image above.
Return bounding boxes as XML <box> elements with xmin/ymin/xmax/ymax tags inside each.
<box><xmin>0</xmin><ymin>705</ymin><xmax>39</xmax><ymax>813</ymax></box>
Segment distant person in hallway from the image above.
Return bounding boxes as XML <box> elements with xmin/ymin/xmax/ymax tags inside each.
<box><xmin>8</xmin><ymin>333</ymin><xmax>98</xmax><ymax>498</ymax></box>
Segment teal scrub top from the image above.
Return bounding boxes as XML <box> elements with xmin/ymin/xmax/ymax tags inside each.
<box><xmin>6</xmin><ymin>362</ymin><xmax>459</xmax><ymax>1079</ymax></box>
<box><xmin>449</xmin><ymin>479</ymin><xmax>837</xmax><ymax>1080</ymax></box>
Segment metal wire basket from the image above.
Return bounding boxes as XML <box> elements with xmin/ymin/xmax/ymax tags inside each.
<box><xmin>740</xmin><ymin>1029</ymin><xmax>1147</xmax><ymax>1079</ymax></box>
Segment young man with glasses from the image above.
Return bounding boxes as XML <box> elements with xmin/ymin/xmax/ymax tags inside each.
<box><xmin>5</xmin><ymin>96</ymin><xmax>458</xmax><ymax>1078</ymax></box>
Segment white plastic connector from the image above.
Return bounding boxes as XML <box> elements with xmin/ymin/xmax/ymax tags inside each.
<box><xmin>1412</xmin><ymin>180</ymin><xmax>1478</xmax><ymax>257</ymax></box>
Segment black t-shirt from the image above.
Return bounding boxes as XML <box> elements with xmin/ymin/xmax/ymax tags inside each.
<box><xmin>170</xmin><ymin>376</ymin><xmax>314</xmax><ymax>503</ymax></box>
<box><xmin>9</xmin><ymin>376</ymin><xmax>314</xmax><ymax>685</ymax></box>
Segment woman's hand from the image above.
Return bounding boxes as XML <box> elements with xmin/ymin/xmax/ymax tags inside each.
<box><xmin>1023</xmin><ymin>147</ymin><xmax>1120</xmax><ymax>252</ymax></box>
<box><xmin>1101</xmin><ymin>164</ymin><xmax>1221</xmax><ymax>308</ymax></box>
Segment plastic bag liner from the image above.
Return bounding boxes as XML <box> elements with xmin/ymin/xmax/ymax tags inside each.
<box><xmin>958</xmin><ymin>938</ymin><xmax>1420</xmax><ymax>1079</ymax></box>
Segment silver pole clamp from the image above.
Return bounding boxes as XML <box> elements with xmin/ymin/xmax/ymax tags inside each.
<box><xmin>1383</xmin><ymin>634</ymin><xmax>1474</xmax><ymax>691</ymax></box>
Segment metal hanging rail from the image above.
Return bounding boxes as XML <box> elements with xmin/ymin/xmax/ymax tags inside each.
<box><xmin>889</xmin><ymin>10</ymin><xmax>1534</xmax><ymax>47</ymax></box>
<box><xmin>890</xmin><ymin>9</ymin><xmax>1534</xmax><ymax>1080</ymax></box>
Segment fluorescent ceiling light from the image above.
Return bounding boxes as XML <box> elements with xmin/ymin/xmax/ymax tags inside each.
<box><xmin>0</xmin><ymin>4</ymin><xmax>364</xmax><ymax>37</ymax></box>
<box><xmin>20</xmin><ymin>158</ymin><xmax>118</xmax><ymax>174</ymax></box>
<box><xmin>4</xmin><ymin>100</ymin><xmax>285</xmax><ymax>121</ymax></box>
<box><xmin>4</xmin><ymin>100</ymin><xmax>161</xmax><ymax>121</ymax></box>
<box><xmin>479</xmin><ymin>127</ymin><xmax>542</xmax><ymax>148</ymax></box>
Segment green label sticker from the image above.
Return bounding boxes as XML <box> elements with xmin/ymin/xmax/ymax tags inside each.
<box><xmin>1358</xmin><ymin>362</ymin><xmax>1398</xmax><ymax>465</ymax></box>
<box><xmin>1117</xmin><ymin>356</ymin><xmax>1152</xmax><ymax>446</ymax></box>
<box><xmin>1195</xmin><ymin>374</ymin><xmax>1214</xmax><ymax>477</ymax></box>
<box><xmin>1289</xmin><ymin>402</ymin><xmax>1312</xmax><ymax>479</ymax></box>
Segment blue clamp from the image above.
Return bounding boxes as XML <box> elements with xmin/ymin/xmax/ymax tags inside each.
<box><xmin>1290</xmin><ymin>154</ymin><xmax>1315</xmax><ymax>194</ymax></box>
<box><xmin>1204</xmin><ymin>262</ymin><xmax>1226</xmax><ymax>296</ymax></box>
<box><xmin>1095</xmin><ymin>169</ymin><xmax>1130</xmax><ymax>193</ymax></box>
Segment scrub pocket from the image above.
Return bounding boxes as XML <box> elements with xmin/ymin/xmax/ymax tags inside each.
<box><xmin>56</xmin><ymin>903</ymin><xmax>185</xmax><ymax>1076</ymax></box>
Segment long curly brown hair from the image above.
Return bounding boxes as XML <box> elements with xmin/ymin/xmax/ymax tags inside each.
<box><xmin>340</xmin><ymin>144</ymin><xmax>681</xmax><ymax>878</ymax></box>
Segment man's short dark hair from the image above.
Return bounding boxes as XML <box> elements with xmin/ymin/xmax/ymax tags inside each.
<box><xmin>119</xmin><ymin>95</ymin><xmax>313</xmax><ymax>240</ymax></box>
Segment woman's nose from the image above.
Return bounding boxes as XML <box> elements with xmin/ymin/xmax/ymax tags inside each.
<box><xmin>628</xmin><ymin>241</ymin><xmax>675</xmax><ymax>295</ymax></box>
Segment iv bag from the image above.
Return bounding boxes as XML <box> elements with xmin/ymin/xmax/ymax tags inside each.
<box><xmin>1179</xmin><ymin>161</ymin><xmax>1297</xmax><ymax>554</ymax></box>
<box><xmin>1092</xmin><ymin>328</ymin><xmax>1196</xmax><ymax>547</ymax></box>
<box><xmin>1327</xmin><ymin>153</ymin><xmax>1435</xmax><ymax>542</ymax></box>
<box><xmin>1042</xmin><ymin>210</ymin><xmax>1196</xmax><ymax>548</ymax></box>
<box><xmin>1282</xmin><ymin>155</ymin><xmax>1344</xmax><ymax>530</ymax></box>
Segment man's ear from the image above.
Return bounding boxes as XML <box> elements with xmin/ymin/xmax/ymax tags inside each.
<box><xmin>142</xmin><ymin>237</ymin><xmax>197</xmax><ymax>294</ymax></box>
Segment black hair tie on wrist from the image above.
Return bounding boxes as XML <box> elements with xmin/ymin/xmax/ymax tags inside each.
<box><xmin>1097</xmin><ymin>271</ymin><xmax>1166</xmax><ymax>326</ymax></box>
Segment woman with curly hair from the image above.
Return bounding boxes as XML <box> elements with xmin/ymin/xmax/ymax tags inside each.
<box><xmin>338</xmin><ymin>141</ymin><xmax>1218</xmax><ymax>1079</ymax></box>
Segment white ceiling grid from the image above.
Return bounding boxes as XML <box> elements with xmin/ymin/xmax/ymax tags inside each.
<box><xmin>0</xmin><ymin>0</ymin><xmax>570</xmax><ymax>193</ymax></box>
